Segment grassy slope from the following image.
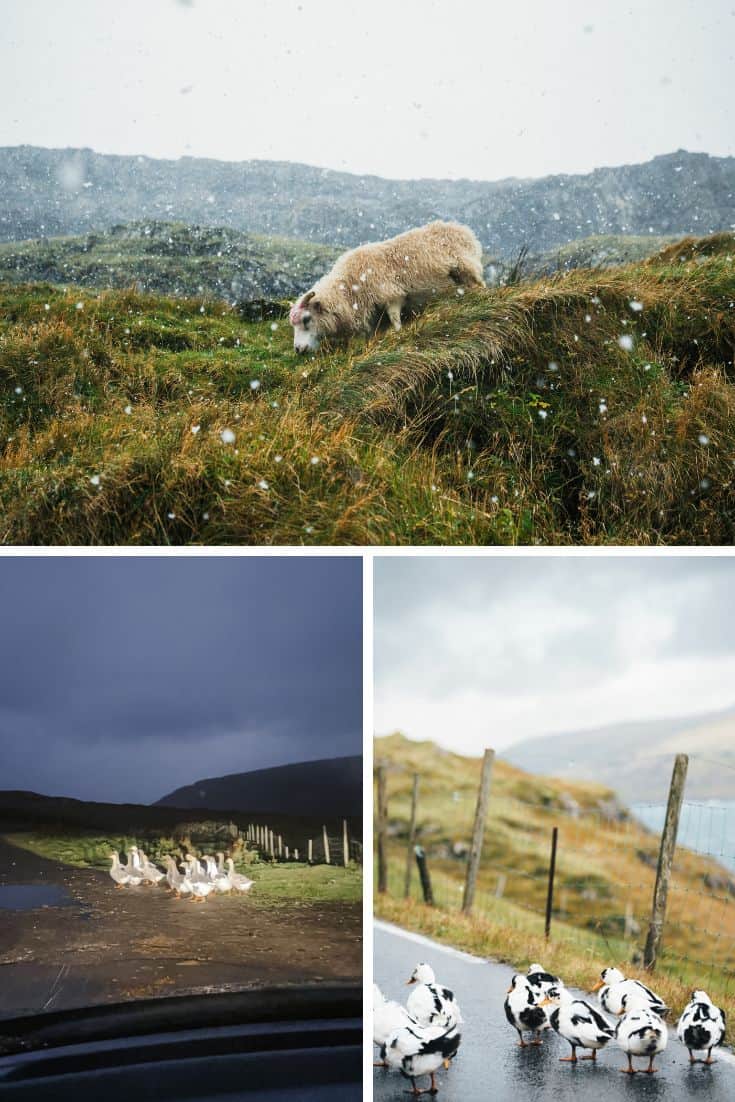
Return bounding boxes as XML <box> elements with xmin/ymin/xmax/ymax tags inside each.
<box><xmin>0</xmin><ymin>223</ymin><xmax>339</xmax><ymax>300</ymax></box>
<box><xmin>1</xmin><ymin>232</ymin><xmax>733</xmax><ymax>545</ymax></box>
<box><xmin>5</xmin><ymin>831</ymin><xmax>361</xmax><ymax>903</ymax></box>
<box><xmin>374</xmin><ymin>733</ymin><xmax>735</xmax><ymax>1022</ymax></box>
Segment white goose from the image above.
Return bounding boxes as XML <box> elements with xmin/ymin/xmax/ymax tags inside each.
<box><xmin>123</xmin><ymin>848</ymin><xmax>145</xmax><ymax>884</ymax></box>
<box><xmin>225</xmin><ymin>857</ymin><xmax>253</xmax><ymax>893</ymax></box>
<box><xmin>205</xmin><ymin>855</ymin><xmax>232</xmax><ymax>893</ymax></box>
<box><xmin>139</xmin><ymin>851</ymin><xmax>165</xmax><ymax>885</ymax></box>
<box><xmin>179</xmin><ymin>859</ymin><xmax>212</xmax><ymax>903</ymax></box>
<box><xmin>406</xmin><ymin>963</ymin><xmax>462</xmax><ymax>1030</ymax></box>
<box><xmin>109</xmin><ymin>852</ymin><xmax>132</xmax><ymax>888</ymax></box>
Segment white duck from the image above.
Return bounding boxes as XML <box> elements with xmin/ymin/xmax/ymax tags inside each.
<box><xmin>374</xmin><ymin>983</ymin><xmax>414</xmax><ymax>1065</ymax></box>
<box><xmin>526</xmin><ymin>963</ymin><xmax>563</xmax><ymax>998</ymax></box>
<box><xmin>615</xmin><ymin>995</ymin><xmax>668</xmax><ymax>1074</ymax></box>
<box><xmin>225</xmin><ymin>857</ymin><xmax>253</xmax><ymax>893</ymax></box>
<box><xmin>504</xmin><ymin>973</ymin><xmax>548</xmax><ymax>1046</ymax></box>
<box><xmin>385</xmin><ymin>1020</ymin><xmax>461</xmax><ymax>1096</ymax></box>
<box><xmin>406</xmin><ymin>963</ymin><xmax>462</xmax><ymax>1029</ymax></box>
<box><xmin>540</xmin><ymin>984</ymin><xmax>614</xmax><ymax>1063</ymax></box>
<box><xmin>591</xmin><ymin>967</ymin><xmax>668</xmax><ymax>1018</ymax></box>
<box><xmin>677</xmin><ymin>990</ymin><xmax>726</xmax><ymax>1064</ymax></box>
<box><xmin>109</xmin><ymin>852</ymin><xmax>132</xmax><ymax>888</ymax></box>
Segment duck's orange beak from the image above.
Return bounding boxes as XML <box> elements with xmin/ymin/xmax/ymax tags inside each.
<box><xmin>538</xmin><ymin>997</ymin><xmax>552</xmax><ymax>1007</ymax></box>
<box><xmin>443</xmin><ymin>1059</ymin><xmax>451</xmax><ymax>1069</ymax></box>
<box><xmin>590</xmin><ymin>980</ymin><xmax>604</xmax><ymax>993</ymax></box>
<box><xmin>506</xmin><ymin>985</ymin><xmax>513</xmax><ymax>994</ymax></box>
<box><xmin>406</xmin><ymin>977</ymin><xmax>416</xmax><ymax>985</ymax></box>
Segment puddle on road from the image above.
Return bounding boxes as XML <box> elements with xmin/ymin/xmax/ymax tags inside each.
<box><xmin>0</xmin><ymin>884</ymin><xmax>73</xmax><ymax>910</ymax></box>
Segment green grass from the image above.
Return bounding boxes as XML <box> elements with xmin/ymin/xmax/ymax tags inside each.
<box><xmin>1</xmin><ymin>232</ymin><xmax>734</xmax><ymax>544</ymax></box>
<box><xmin>5</xmin><ymin>830</ymin><xmax>362</xmax><ymax>904</ymax></box>
<box><xmin>0</xmin><ymin>221</ymin><xmax>339</xmax><ymax>301</ymax></box>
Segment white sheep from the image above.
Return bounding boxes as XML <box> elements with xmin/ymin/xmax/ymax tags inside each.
<box><xmin>289</xmin><ymin>220</ymin><xmax>484</xmax><ymax>353</ymax></box>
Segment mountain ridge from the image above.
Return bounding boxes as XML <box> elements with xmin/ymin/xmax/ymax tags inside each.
<box><xmin>502</xmin><ymin>707</ymin><xmax>735</xmax><ymax>802</ymax></box>
<box><xmin>2</xmin><ymin>144</ymin><xmax>733</xmax><ymax>257</ymax></box>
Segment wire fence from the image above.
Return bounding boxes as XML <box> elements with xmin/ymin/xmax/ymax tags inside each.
<box><xmin>247</xmin><ymin>818</ymin><xmax>361</xmax><ymax>866</ymax></box>
<box><xmin>375</xmin><ymin>749</ymin><xmax>735</xmax><ymax>999</ymax></box>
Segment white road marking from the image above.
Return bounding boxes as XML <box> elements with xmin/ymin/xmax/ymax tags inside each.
<box><xmin>375</xmin><ymin>920</ymin><xmax>490</xmax><ymax>965</ymax></box>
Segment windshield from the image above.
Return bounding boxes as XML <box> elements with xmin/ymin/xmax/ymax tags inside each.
<box><xmin>0</xmin><ymin>557</ymin><xmax>362</xmax><ymax>1023</ymax></box>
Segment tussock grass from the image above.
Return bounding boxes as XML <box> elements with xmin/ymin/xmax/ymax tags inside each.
<box><xmin>1</xmin><ymin>234</ymin><xmax>734</xmax><ymax>544</ymax></box>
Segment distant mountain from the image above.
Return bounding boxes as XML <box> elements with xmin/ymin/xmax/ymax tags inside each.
<box><xmin>503</xmin><ymin>708</ymin><xmax>735</xmax><ymax>803</ymax></box>
<box><xmin>155</xmin><ymin>756</ymin><xmax>362</xmax><ymax>825</ymax></box>
<box><xmin>2</xmin><ymin>144</ymin><xmax>733</xmax><ymax>258</ymax></box>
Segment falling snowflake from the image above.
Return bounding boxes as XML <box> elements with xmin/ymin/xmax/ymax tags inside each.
<box><xmin>274</xmin><ymin>455</ymin><xmax>283</xmax><ymax>463</ymax></box>
<box><xmin>270</xmin><ymin>322</ymin><xmax>278</xmax><ymax>331</ymax></box>
<box><xmin>220</xmin><ymin>428</ymin><xmax>236</xmax><ymax>444</ymax></box>
<box><xmin>538</xmin><ymin>409</ymin><xmax>548</xmax><ymax>420</ymax></box>
<box><xmin>257</xmin><ymin>479</ymin><xmax>269</xmax><ymax>490</ymax></box>
<box><xmin>89</xmin><ymin>474</ymin><xmax>101</xmax><ymax>486</ymax></box>
<box><xmin>191</xmin><ymin>424</ymin><xmax>201</xmax><ymax>434</ymax></box>
<box><xmin>250</xmin><ymin>379</ymin><xmax>261</xmax><ymax>391</ymax></box>
<box><xmin>618</xmin><ymin>334</ymin><xmax>634</xmax><ymax>351</ymax></box>
<box><xmin>629</xmin><ymin>300</ymin><xmax>644</xmax><ymax>312</ymax></box>
<box><xmin>167</xmin><ymin>512</ymin><xmax>176</xmax><ymax>520</ymax></box>
<box><xmin>124</xmin><ymin>404</ymin><xmax>132</xmax><ymax>415</ymax></box>
<box><xmin>698</xmin><ymin>433</ymin><xmax>710</xmax><ymax>445</ymax></box>
<box><xmin>310</xmin><ymin>456</ymin><xmax>320</xmax><ymax>465</ymax></box>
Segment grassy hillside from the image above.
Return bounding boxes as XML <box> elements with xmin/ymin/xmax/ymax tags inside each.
<box><xmin>0</xmin><ymin>222</ymin><xmax>339</xmax><ymax>301</ymax></box>
<box><xmin>1</xmin><ymin>232</ymin><xmax>733</xmax><ymax>545</ymax></box>
<box><xmin>375</xmin><ymin>733</ymin><xmax>735</xmax><ymax>1021</ymax></box>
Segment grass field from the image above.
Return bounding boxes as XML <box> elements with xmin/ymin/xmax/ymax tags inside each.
<box><xmin>1</xmin><ymin>231</ymin><xmax>733</xmax><ymax>544</ymax></box>
<box><xmin>5</xmin><ymin>830</ymin><xmax>362</xmax><ymax>903</ymax></box>
<box><xmin>375</xmin><ymin>733</ymin><xmax>735</xmax><ymax>1022</ymax></box>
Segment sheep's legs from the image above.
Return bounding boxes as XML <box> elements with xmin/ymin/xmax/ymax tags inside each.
<box><xmin>386</xmin><ymin>299</ymin><xmax>404</xmax><ymax>331</ymax></box>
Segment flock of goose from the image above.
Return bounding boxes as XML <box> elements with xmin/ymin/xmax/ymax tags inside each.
<box><xmin>109</xmin><ymin>846</ymin><xmax>253</xmax><ymax>901</ymax></box>
<box><xmin>374</xmin><ymin>961</ymin><xmax>727</xmax><ymax>1095</ymax></box>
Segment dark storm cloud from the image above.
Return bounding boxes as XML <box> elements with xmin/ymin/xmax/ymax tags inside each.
<box><xmin>0</xmin><ymin>557</ymin><xmax>362</xmax><ymax>802</ymax></box>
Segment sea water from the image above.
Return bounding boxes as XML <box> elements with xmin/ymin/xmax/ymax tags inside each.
<box><xmin>632</xmin><ymin>801</ymin><xmax>735</xmax><ymax>874</ymax></box>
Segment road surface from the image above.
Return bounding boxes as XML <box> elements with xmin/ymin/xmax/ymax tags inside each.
<box><xmin>374</xmin><ymin>921</ymin><xmax>735</xmax><ymax>1101</ymax></box>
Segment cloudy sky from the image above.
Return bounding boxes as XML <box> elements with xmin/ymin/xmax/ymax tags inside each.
<box><xmin>374</xmin><ymin>556</ymin><xmax>735</xmax><ymax>756</ymax></box>
<box><xmin>1</xmin><ymin>0</ymin><xmax>732</xmax><ymax>180</ymax></box>
<box><xmin>0</xmin><ymin>556</ymin><xmax>362</xmax><ymax>803</ymax></box>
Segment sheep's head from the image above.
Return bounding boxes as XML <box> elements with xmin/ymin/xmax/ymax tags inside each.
<box><xmin>290</xmin><ymin>290</ymin><xmax>323</xmax><ymax>353</ymax></box>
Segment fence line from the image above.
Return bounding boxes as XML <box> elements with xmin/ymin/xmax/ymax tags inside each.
<box><xmin>246</xmin><ymin>818</ymin><xmax>360</xmax><ymax>867</ymax></box>
<box><xmin>374</xmin><ymin>748</ymin><xmax>735</xmax><ymax>988</ymax></box>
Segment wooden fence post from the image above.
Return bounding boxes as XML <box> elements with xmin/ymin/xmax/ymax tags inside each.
<box><xmin>462</xmin><ymin>748</ymin><xmax>495</xmax><ymax>914</ymax></box>
<box><xmin>644</xmin><ymin>753</ymin><xmax>689</xmax><ymax>970</ymax></box>
<box><xmin>343</xmin><ymin>820</ymin><xmax>350</xmax><ymax>867</ymax></box>
<box><xmin>308</xmin><ymin>838</ymin><xmax>313</xmax><ymax>863</ymax></box>
<box><xmin>277</xmin><ymin>835</ymin><xmax>283</xmax><ymax>858</ymax></box>
<box><xmin>544</xmin><ymin>826</ymin><xmax>558</xmax><ymax>939</ymax></box>
<box><xmin>414</xmin><ymin>845</ymin><xmax>434</xmax><ymax>905</ymax></box>
<box><xmin>322</xmin><ymin>825</ymin><xmax>331</xmax><ymax>864</ymax></box>
<box><xmin>294</xmin><ymin>848</ymin><xmax>299</xmax><ymax>861</ymax></box>
<box><xmin>403</xmin><ymin>773</ymin><xmax>420</xmax><ymax>899</ymax></box>
<box><xmin>377</xmin><ymin>763</ymin><xmax>388</xmax><ymax>894</ymax></box>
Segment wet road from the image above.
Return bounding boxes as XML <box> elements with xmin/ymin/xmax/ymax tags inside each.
<box><xmin>374</xmin><ymin>921</ymin><xmax>735</xmax><ymax>1102</ymax></box>
<box><xmin>0</xmin><ymin>837</ymin><xmax>361</xmax><ymax>1018</ymax></box>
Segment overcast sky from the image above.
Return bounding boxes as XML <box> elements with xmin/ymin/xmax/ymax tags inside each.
<box><xmin>1</xmin><ymin>0</ymin><xmax>732</xmax><ymax>180</ymax></box>
<box><xmin>374</xmin><ymin>556</ymin><xmax>735</xmax><ymax>756</ymax></box>
<box><xmin>0</xmin><ymin>557</ymin><xmax>362</xmax><ymax>803</ymax></box>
